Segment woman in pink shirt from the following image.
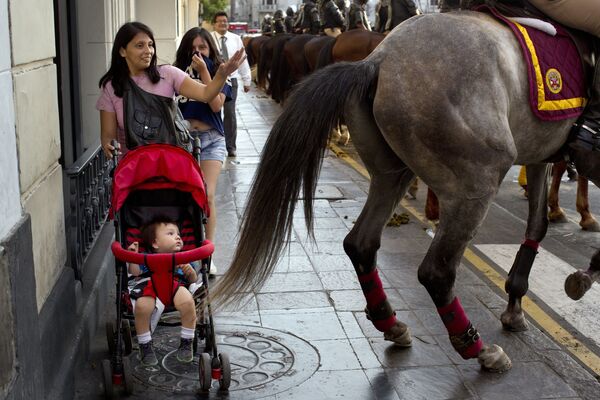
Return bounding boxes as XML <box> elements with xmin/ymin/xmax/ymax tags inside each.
<box><xmin>96</xmin><ymin>21</ymin><xmax>246</xmax><ymax>157</ymax></box>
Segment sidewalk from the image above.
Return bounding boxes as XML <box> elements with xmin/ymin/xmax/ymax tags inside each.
<box><xmin>75</xmin><ymin>88</ymin><xmax>600</xmax><ymax>399</ymax></box>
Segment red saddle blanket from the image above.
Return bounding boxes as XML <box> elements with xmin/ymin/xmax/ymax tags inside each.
<box><xmin>480</xmin><ymin>6</ymin><xmax>587</xmax><ymax>121</ymax></box>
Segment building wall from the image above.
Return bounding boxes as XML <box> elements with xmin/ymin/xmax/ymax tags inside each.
<box><xmin>9</xmin><ymin>0</ymin><xmax>66</xmax><ymax>311</ymax></box>
<box><xmin>0</xmin><ymin>0</ymin><xmax>22</xmax><ymax>242</ymax></box>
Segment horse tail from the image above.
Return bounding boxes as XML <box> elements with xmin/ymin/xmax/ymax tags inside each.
<box><xmin>257</xmin><ymin>40</ymin><xmax>271</xmax><ymax>90</ymax></box>
<box><xmin>212</xmin><ymin>60</ymin><xmax>380</xmax><ymax>307</ymax></box>
<box><xmin>315</xmin><ymin>37</ymin><xmax>335</xmax><ymax>70</ymax></box>
<box><xmin>269</xmin><ymin>36</ymin><xmax>290</xmax><ymax>102</ymax></box>
<box><xmin>245</xmin><ymin>37</ymin><xmax>255</xmax><ymax>67</ymax></box>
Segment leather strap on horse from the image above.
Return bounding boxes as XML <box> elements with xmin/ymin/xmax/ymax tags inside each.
<box><xmin>449</xmin><ymin>323</ymin><xmax>482</xmax><ymax>355</ymax></box>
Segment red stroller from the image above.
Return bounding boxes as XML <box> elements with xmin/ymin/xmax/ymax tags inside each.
<box><xmin>102</xmin><ymin>141</ymin><xmax>230</xmax><ymax>398</ymax></box>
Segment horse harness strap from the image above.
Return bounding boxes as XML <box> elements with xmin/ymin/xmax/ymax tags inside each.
<box><xmin>449</xmin><ymin>323</ymin><xmax>481</xmax><ymax>354</ymax></box>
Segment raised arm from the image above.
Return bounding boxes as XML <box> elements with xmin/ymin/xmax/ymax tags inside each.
<box><xmin>179</xmin><ymin>49</ymin><xmax>246</xmax><ymax>103</ymax></box>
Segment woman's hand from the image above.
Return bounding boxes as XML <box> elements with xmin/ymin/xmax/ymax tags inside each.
<box><xmin>215</xmin><ymin>48</ymin><xmax>247</xmax><ymax>79</ymax></box>
<box><xmin>102</xmin><ymin>141</ymin><xmax>118</xmax><ymax>159</ymax></box>
<box><xmin>191</xmin><ymin>54</ymin><xmax>208</xmax><ymax>75</ymax></box>
<box><xmin>127</xmin><ymin>242</ymin><xmax>139</xmax><ymax>253</ymax></box>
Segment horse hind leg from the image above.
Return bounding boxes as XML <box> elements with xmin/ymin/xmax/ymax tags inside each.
<box><xmin>342</xmin><ymin>101</ymin><xmax>413</xmax><ymax>347</ymax></box>
<box><xmin>419</xmin><ymin>191</ymin><xmax>511</xmax><ymax>372</ymax></box>
<box><xmin>501</xmin><ymin>163</ymin><xmax>549</xmax><ymax>332</ymax></box>
<box><xmin>548</xmin><ymin>161</ymin><xmax>568</xmax><ymax>223</ymax></box>
<box><xmin>344</xmin><ymin>169</ymin><xmax>415</xmax><ymax>347</ymax></box>
<box><xmin>575</xmin><ymin>176</ymin><xmax>600</xmax><ymax>231</ymax></box>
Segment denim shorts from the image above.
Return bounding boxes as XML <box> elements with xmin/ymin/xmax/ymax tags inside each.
<box><xmin>190</xmin><ymin>128</ymin><xmax>226</xmax><ymax>163</ymax></box>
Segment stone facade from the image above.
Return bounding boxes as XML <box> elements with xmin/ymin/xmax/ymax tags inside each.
<box><xmin>0</xmin><ymin>1</ymin><xmax>200</xmax><ymax>399</ymax></box>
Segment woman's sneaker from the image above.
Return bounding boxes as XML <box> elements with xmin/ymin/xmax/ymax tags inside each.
<box><xmin>139</xmin><ymin>341</ymin><xmax>158</xmax><ymax>366</ymax></box>
<box><xmin>177</xmin><ymin>338</ymin><xmax>194</xmax><ymax>363</ymax></box>
<box><xmin>208</xmin><ymin>261</ymin><xmax>217</xmax><ymax>278</ymax></box>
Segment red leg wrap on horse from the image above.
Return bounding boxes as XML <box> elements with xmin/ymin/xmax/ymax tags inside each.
<box><xmin>358</xmin><ymin>269</ymin><xmax>397</xmax><ymax>332</ymax></box>
<box><xmin>522</xmin><ymin>239</ymin><xmax>540</xmax><ymax>251</ymax></box>
<box><xmin>437</xmin><ymin>297</ymin><xmax>483</xmax><ymax>359</ymax></box>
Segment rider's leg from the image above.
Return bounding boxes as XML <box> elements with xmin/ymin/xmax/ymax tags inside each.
<box><xmin>580</xmin><ymin>38</ymin><xmax>600</xmax><ymax>130</ymax></box>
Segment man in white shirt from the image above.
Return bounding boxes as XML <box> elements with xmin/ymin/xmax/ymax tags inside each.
<box><xmin>211</xmin><ymin>11</ymin><xmax>252</xmax><ymax>157</ymax></box>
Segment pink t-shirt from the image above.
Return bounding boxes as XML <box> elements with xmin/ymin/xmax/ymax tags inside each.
<box><xmin>96</xmin><ymin>64</ymin><xmax>188</xmax><ymax>151</ymax></box>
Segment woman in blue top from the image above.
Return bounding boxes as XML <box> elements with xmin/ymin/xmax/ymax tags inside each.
<box><xmin>175</xmin><ymin>27</ymin><xmax>232</xmax><ymax>276</ymax></box>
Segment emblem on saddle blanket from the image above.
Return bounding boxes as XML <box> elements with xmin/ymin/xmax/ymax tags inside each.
<box><xmin>480</xmin><ymin>7</ymin><xmax>587</xmax><ymax>121</ymax></box>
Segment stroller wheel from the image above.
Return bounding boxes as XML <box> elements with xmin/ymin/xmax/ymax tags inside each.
<box><xmin>101</xmin><ymin>359</ymin><xmax>115</xmax><ymax>399</ymax></box>
<box><xmin>122</xmin><ymin>355</ymin><xmax>135</xmax><ymax>395</ymax></box>
<box><xmin>105</xmin><ymin>322</ymin><xmax>116</xmax><ymax>355</ymax></box>
<box><xmin>218</xmin><ymin>353</ymin><xmax>231</xmax><ymax>391</ymax></box>
<box><xmin>122</xmin><ymin>319</ymin><xmax>133</xmax><ymax>355</ymax></box>
<box><xmin>198</xmin><ymin>352</ymin><xmax>212</xmax><ymax>391</ymax></box>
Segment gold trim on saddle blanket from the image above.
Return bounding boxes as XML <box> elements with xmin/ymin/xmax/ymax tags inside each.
<box><xmin>513</xmin><ymin>21</ymin><xmax>587</xmax><ymax>112</ymax></box>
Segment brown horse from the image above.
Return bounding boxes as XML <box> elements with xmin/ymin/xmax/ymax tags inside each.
<box><xmin>271</xmin><ymin>34</ymin><xmax>316</xmax><ymax>103</ymax></box>
<box><xmin>548</xmin><ymin>161</ymin><xmax>600</xmax><ymax>231</ymax></box>
<box><xmin>256</xmin><ymin>34</ymin><xmax>293</xmax><ymax>93</ymax></box>
<box><xmin>304</xmin><ymin>35</ymin><xmax>336</xmax><ymax>72</ymax></box>
<box><xmin>317</xmin><ymin>29</ymin><xmax>385</xmax><ymax>68</ymax></box>
<box><xmin>245</xmin><ymin>35</ymin><xmax>270</xmax><ymax>68</ymax></box>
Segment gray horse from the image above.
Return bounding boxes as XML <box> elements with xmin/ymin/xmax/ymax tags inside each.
<box><xmin>212</xmin><ymin>11</ymin><xmax>600</xmax><ymax>371</ymax></box>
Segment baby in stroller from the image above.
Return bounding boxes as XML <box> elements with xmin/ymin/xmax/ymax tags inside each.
<box><xmin>127</xmin><ymin>217</ymin><xmax>199</xmax><ymax>366</ymax></box>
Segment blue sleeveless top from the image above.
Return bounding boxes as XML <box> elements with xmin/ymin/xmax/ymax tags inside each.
<box><xmin>177</xmin><ymin>57</ymin><xmax>232</xmax><ymax>134</ymax></box>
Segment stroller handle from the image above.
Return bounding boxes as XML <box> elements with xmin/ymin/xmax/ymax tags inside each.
<box><xmin>111</xmin><ymin>240</ymin><xmax>214</xmax><ymax>266</ymax></box>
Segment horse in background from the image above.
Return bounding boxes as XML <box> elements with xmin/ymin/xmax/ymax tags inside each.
<box><xmin>256</xmin><ymin>34</ymin><xmax>293</xmax><ymax>93</ymax></box>
<box><xmin>211</xmin><ymin>11</ymin><xmax>600</xmax><ymax>373</ymax></box>
<box><xmin>316</xmin><ymin>29</ymin><xmax>385</xmax><ymax>68</ymax></box>
<box><xmin>245</xmin><ymin>35</ymin><xmax>270</xmax><ymax>69</ymax></box>
<box><xmin>270</xmin><ymin>34</ymin><xmax>316</xmax><ymax>103</ymax></box>
<box><xmin>305</xmin><ymin>35</ymin><xmax>336</xmax><ymax>72</ymax></box>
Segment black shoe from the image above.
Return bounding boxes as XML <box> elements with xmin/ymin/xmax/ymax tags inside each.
<box><xmin>177</xmin><ymin>338</ymin><xmax>194</xmax><ymax>363</ymax></box>
<box><xmin>227</xmin><ymin>151</ymin><xmax>237</xmax><ymax>157</ymax></box>
<box><xmin>139</xmin><ymin>341</ymin><xmax>158</xmax><ymax>366</ymax></box>
<box><xmin>571</xmin><ymin>119</ymin><xmax>600</xmax><ymax>151</ymax></box>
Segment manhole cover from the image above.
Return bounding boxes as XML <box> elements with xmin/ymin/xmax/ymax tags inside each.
<box><xmin>130</xmin><ymin>324</ymin><xmax>319</xmax><ymax>398</ymax></box>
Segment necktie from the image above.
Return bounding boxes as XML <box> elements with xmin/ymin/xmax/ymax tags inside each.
<box><xmin>220</xmin><ymin>36</ymin><xmax>229</xmax><ymax>61</ymax></box>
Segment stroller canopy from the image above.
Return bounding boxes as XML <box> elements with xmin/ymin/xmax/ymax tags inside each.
<box><xmin>111</xmin><ymin>144</ymin><xmax>209</xmax><ymax>216</ymax></box>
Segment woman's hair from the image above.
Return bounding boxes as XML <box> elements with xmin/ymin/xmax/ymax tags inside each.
<box><xmin>98</xmin><ymin>22</ymin><xmax>160</xmax><ymax>97</ymax></box>
<box><xmin>174</xmin><ymin>27</ymin><xmax>222</xmax><ymax>76</ymax></box>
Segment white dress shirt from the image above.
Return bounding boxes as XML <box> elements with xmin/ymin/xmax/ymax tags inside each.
<box><xmin>211</xmin><ymin>30</ymin><xmax>252</xmax><ymax>87</ymax></box>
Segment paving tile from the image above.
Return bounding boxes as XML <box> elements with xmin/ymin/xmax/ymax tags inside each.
<box><xmin>377</xmin><ymin>252</ymin><xmax>425</xmax><ymax>272</ymax></box>
<box><xmin>350</xmin><ymin>338</ymin><xmax>382</xmax><ymax>369</ymax></box>
<box><xmin>539</xmin><ymin>350</ymin><xmax>600</xmax><ymax>400</ymax></box>
<box><xmin>259</xmin><ymin>272</ymin><xmax>323</xmax><ymax>293</ymax></box>
<box><xmin>386</xmin><ymin>366</ymin><xmax>474</xmax><ymax>400</ymax></box>
<box><xmin>309</xmin><ymin>254</ymin><xmax>355</xmax><ymax>272</ymax></box>
<box><xmin>273</xmin><ymin>256</ymin><xmax>315</xmax><ymax>273</ymax></box>
<box><xmin>364</xmin><ymin>368</ymin><xmax>402</xmax><ymax>400</ymax></box>
<box><xmin>311</xmin><ymin>339</ymin><xmax>362</xmax><ymax>370</ymax></box>
<box><xmin>329</xmin><ymin>289</ymin><xmax>409</xmax><ymax>312</ymax></box>
<box><xmin>256</xmin><ymin>291</ymin><xmax>331</xmax><ymax>311</ymax></box>
<box><xmin>379</xmin><ymin>266</ymin><xmax>422</xmax><ymax>289</ymax></box>
<box><xmin>275</xmin><ymin>370</ymin><xmax>377</xmax><ymax>400</ymax></box>
<box><xmin>214</xmin><ymin>311</ymin><xmax>261</xmax><ymax>327</ymax></box>
<box><xmin>463</xmin><ymin>284</ymin><xmax>508</xmax><ymax>310</ymax></box>
<box><xmin>318</xmin><ymin>270</ymin><xmax>363</xmax><ymax>290</ymax></box>
<box><xmin>293</xmin><ymin>216</ymin><xmax>348</xmax><ymax>230</ymax></box>
<box><xmin>303</xmin><ymin>240</ymin><xmax>347</xmax><ymax>255</ymax></box>
<box><xmin>397</xmin><ymin>287</ymin><xmax>436</xmax><ymax>310</ymax></box>
<box><xmin>261</xmin><ymin>311</ymin><xmax>346</xmax><ymax>341</ymax></box>
<box><xmin>458</xmin><ymin>361</ymin><xmax>578</xmax><ymax>400</ymax></box>
<box><xmin>369</xmin><ymin>336</ymin><xmax>453</xmax><ymax>368</ymax></box>
<box><xmin>337</xmin><ymin>311</ymin><xmax>365</xmax><ymax>339</ymax></box>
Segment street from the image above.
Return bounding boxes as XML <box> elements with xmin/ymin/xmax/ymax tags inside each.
<box><xmin>75</xmin><ymin>86</ymin><xmax>600</xmax><ymax>400</ymax></box>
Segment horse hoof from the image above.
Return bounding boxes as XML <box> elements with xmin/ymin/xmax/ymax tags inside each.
<box><xmin>478</xmin><ymin>344</ymin><xmax>512</xmax><ymax>373</ymax></box>
<box><xmin>564</xmin><ymin>270</ymin><xmax>593</xmax><ymax>300</ymax></box>
<box><xmin>548</xmin><ymin>211</ymin><xmax>568</xmax><ymax>223</ymax></box>
<box><xmin>500</xmin><ymin>310</ymin><xmax>528</xmax><ymax>332</ymax></box>
<box><xmin>580</xmin><ymin>219</ymin><xmax>600</xmax><ymax>232</ymax></box>
<box><xmin>383</xmin><ymin>321</ymin><xmax>412</xmax><ymax>347</ymax></box>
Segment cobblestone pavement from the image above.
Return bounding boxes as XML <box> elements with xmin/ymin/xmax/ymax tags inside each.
<box><xmin>76</xmin><ymin>88</ymin><xmax>600</xmax><ymax>399</ymax></box>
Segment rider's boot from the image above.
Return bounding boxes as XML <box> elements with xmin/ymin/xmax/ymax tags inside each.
<box><xmin>577</xmin><ymin>39</ymin><xmax>600</xmax><ymax>136</ymax></box>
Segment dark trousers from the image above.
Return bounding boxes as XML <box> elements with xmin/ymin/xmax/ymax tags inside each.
<box><xmin>586</xmin><ymin>39</ymin><xmax>600</xmax><ymax>122</ymax></box>
<box><xmin>223</xmin><ymin>78</ymin><xmax>239</xmax><ymax>153</ymax></box>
